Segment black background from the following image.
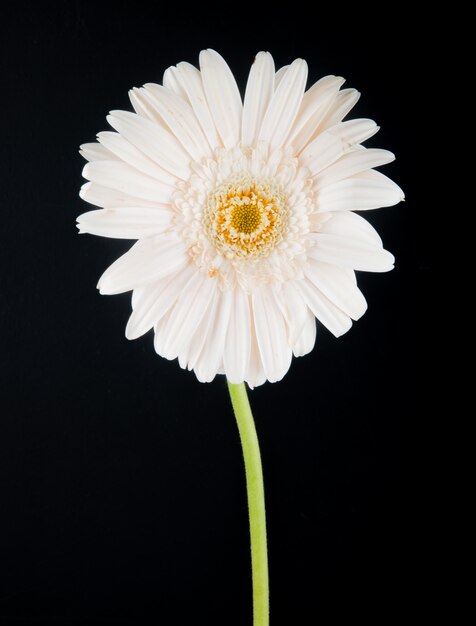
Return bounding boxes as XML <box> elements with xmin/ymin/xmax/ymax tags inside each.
<box><xmin>0</xmin><ymin>2</ymin><xmax>428</xmax><ymax>624</ymax></box>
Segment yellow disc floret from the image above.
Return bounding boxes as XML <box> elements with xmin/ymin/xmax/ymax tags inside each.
<box><xmin>230</xmin><ymin>203</ymin><xmax>261</xmax><ymax>234</ymax></box>
<box><xmin>203</xmin><ymin>175</ymin><xmax>288</xmax><ymax>259</ymax></box>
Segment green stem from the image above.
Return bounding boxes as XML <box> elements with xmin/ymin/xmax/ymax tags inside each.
<box><xmin>227</xmin><ymin>381</ymin><xmax>269</xmax><ymax>626</ymax></box>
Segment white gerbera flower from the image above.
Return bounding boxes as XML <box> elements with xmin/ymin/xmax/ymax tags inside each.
<box><xmin>78</xmin><ymin>49</ymin><xmax>403</xmax><ymax>387</ymax></box>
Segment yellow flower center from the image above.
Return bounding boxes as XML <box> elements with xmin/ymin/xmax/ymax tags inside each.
<box><xmin>230</xmin><ymin>203</ymin><xmax>261</xmax><ymax>234</ymax></box>
<box><xmin>203</xmin><ymin>175</ymin><xmax>288</xmax><ymax>259</ymax></box>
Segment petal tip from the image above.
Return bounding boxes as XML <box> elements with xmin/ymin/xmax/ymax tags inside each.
<box><xmin>81</xmin><ymin>162</ymin><xmax>92</xmax><ymax>179</ymax></box>
<box><xmin>125</xmin><ymin>321</ymin><xmax>137</xmax><ymax>341</ymax></box>
<box><xmin>334</xmin><ymin>320</ymin><xmax>353</xmax><ymax>337</ymax></box>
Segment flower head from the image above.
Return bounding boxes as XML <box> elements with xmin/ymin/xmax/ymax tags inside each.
<box><xmin>78</xmin><ymin>50</ymin><xmax>403</xmax><ymax>387</ymax></box>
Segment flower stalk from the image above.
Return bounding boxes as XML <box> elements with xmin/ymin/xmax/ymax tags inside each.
<box><xmin>227</xmin><ymin>381</ymin><xmax>269</xmax><ymax>626</ymax></box>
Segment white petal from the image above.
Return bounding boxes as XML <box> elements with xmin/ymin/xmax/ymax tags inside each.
<box><xmin>246</xmin><ymin>313</ymin><xmax>267</xmax><ymax>389</ymax></box>
<box><xmin>317</xmin><ymin>211</ymin><xmax>383</xmax><ymax>246</ymax></box>
<box><xmin>183</xmin><ymin>292</ymin><xmax>218</xmax><ymax>372</ymax></box>
<box><xmin>308</xmin><ymin>211</ymin><xmax>395</xmax><ymax>272</ymax></box>
<box><xmin>274</xmin><ymin>65</ymin><xmax>289</xmax><ymax>88</ymax></box>
<box><xmin>126</xmin><ymin>265</ymin><xmax>196</xmax><ymax>339</ymax></box>
<box><xmin>199</xmin><ymin>49</ymin><xmax>242</xmax><ymax>149</ymax></box>
<box><xmin>162</xmin><ymin>67</ymin><xmax>188</xmax><ymax>100</ymax></box>
<box><xmin>153</xmin><ymin>307</ymin><xmax>174</xmax><ymax>357</ymax></box>
<box><xmin>358</xmin><ymin>169</ymin><xmax>405</xmax><ymax>198</ymax></box>
<box><xmin>286</xmin><ymin>76</ymin><xmax>344</xmax><ymax>151</ymax></box>
<box><xmin>305</xmin><ymin>260</ymin><xmax>367</xmax><ymax>320</ymax></box>
<box><xmin>129</xmin><ymin>88</ymin><xmax>167</xmax><ymax>126</ymax></box>
<box><xmin>174</xmin><ymin>62</ymin><xmax>222</xmax><ymax>149</ymax></box>
<box><xmin>97</xmin><ymin>236</ymin><xmax>188</xmax><ymax>295</ymax></box>
<box><xmin>141</xmin><ymin>84</ymin><xmax>211</xmax><ymax>160</ymax></box>
<box><xmin>79</xmin><ymin>142</ymin><xmax>117</xmax><ymax>162</ymax></box>
<box><xmin>161</xmin><ymin>272</ymin><xmax>218</xmax><ymax>360</ymax></box>
<box><xmin>194</xmin><ymin>289</ymin><xmax>232</xmax><ymax>383</ymax></box>
<box><xmin>314</xmin><ymin>148</ymin><xmax>395</xmax><ymax>189</ymax></box>
<box><xmin>275</xmin><ymin>282</ymin><xmax>309</xmax><ymax>345</ymax></box>
<box><xmin>319</xmin><ymin>88</ymin><xmax>361</xmax><ymax>131</ymax></box>
<box><xmin>307</xmin><ymin>232</ymin><xmax>394</xmax><ymax>272</ymax></box>
<box><xmin>252</xmin><ymin>286</ymin><xmax>292</xmax><ymax>383</ymax></box>
<box><xmin>223</xmin><ymin>288</ymin><xmax>251</xmax><ymax>384</ymax></box>
<box><xmin>317</xmin><ymin>172</ymin><xmax>404</xmax><ymax>212</ymax></box>
<box><xmin>301</xmin><ymin>119</ymin><xmax>379</xmax><ymax>174</ymax></box>
<box><xmin>79</xmin><ymin>182</ymin><xmax>167</xmax><ymax>210</ymax></box>
<box><xmin>107</xmin><ymin>110</ymin><xmax>190</xmax><ymax>179</ymax></box>
<box><xmin>292</xmin><ymin>309</ymin><xmax>316</xmax><ymax>357</ymax></box>
<box><xmin>82</xmin><ymin>161</ymin><xmax>175</xmax><ymax>204</ymax></box>
<box><xmin>296</xmin><ymin>279</ymin><xmax>352</xmax><ymax>337</ymax></box>
<box><xmin>131</xmin><ymin>285</ymin><xmax>142</xmax><ymax>310</ymax></box>
<box><xmin>97</xmin><ymin>131</ymin><xmax>178</xmax><ymax>185</ymax></box>
<box><xmin>241</xmin><ymin>52</ymin><xmax>275</xmax><ymax>147</ymax></box>
<box><xmin>77</xmin><ymin>207</ymin><xmax>174</xmax><ymax>239</ymax></box>
<box><xmin>258</xmin><ymin>59</ymin><xmax>308</xmax><ymax>149</ymax></box>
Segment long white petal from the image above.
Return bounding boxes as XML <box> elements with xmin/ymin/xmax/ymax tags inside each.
<box><xmin>79</xmin><ymin>182</ymin><xmax>167</xmax><ymax>210</ymax></box>
<box><xmin>194</xmin><ymin>290</ymin><xmax>232</xmax><ymax>383</ymax></box>
<box><xmin>97</xmin><ymin>236</ymin><xmax>188</xmax><ymax>295</ymax></box>
<box><xmin>141</xmin><ymin>84</ymin><xmax>211</xmax><ymax>160</ymax></box>
<box><xmin>82</xmin><ymin>161</ymin><xmax>175</xmax><ymax>204</ymax></box>
<box><xmin>161</xmin><ymin>272</ymin><xmax>218</xmax><ymax>360</ymax></box>
<box><xmin>317</xmin><ymin>211</ymin><xmax>383</xmax><ymax>246</ymax></box>
<box><xmin>305</xmin><ymin>260</ymin><xmax>367</xmax><ymax>320</ymax></box>
<box><xmin>314</xmin><ymin>148</ymin><xmax>395</xmax><ymax>189</ymax></box>
<box><xmin>301</xmin><ymin>119</ymin><xmax>379</xmax><ymax>174</ymax></box>
<box><xmin>223</xmin><ymin>288</ymin><xmax>251</xmax><ymax>384</ymax></box>
<box><xmin>274</xmin><ymin>65</ymin><xmax>289</xmax><ymax>88</ymax></box>
<box><xmin>153</xmin><ymin>307</ymin><xmax>174</xmax><ymax>357</ymax></box>
<box><xmin>317</xmin><ymin>172</ymin><xmax>404</xmax><ymax>211</ymax></box>
<box><xmin>174</xmin><ymin>62</ymin><xmax>222</xmax><ymax>149</ymax></box>
<box><xmin>358</xmin><ymin>169</ymin><xmax>405</xmax><ymax>197</ymax></box>
<box><xmin>183</xmin><ymin>292</ymin><xmax>218</xmax><ymax>372</ymax></box>
<box><xmin>77</xmin><ymin>207</ymin><xmax>174</xmax><ymax>239</ymax></box>
<box><xmin>199</xmin><ymin>49</ymin><xmax>242</xmax><ymax>149</ymax></box>
<box><xmin>292</xmin><ymin>309</ymin><xmax>316</xmax><ymax>357</ymax></box>
<box><xmin>129</xmin><ymin>88</ymin><xmax>167</xmax><ymax>126</ymax></box>
<box><xmin>307</xmin><ymin>232</ymin><xmax>394</xmax><ymax>272</ymax></box>
<box><xmin>319</xmin><ymin>88</ymin><xmax>361</xmax><ymax>131</ymax></box>
<box><xmin>126</xmin><ymin>265</ymin><xmax>196</xmax><ymax>339</ymax></box>
<box><xmin>107</xmin><ymin>110</ymin><xmax>190</xmax><ymax>179</ymax></box>
<box><xmin>131</xmin><ymin>285</ymin><xmax>143</xmax><ymax>310</ymax></box>
<box><xmin>258</xmin><ymin>58</ymin><xmax>308</xmax><ymax>149</ymax></box>
<box><xmin>162</xmin><ymin>67</ymin><xmax>188</xmax><ymax>100</ymax></box>
<box><xmin>287</xmin><ymin>76</ymin><xmax>344</xmax><ymax>150</ymax></box>
<box><xmin>246</xmin><ymin>310</ymin><xmax>267</xmax><ymax>389</ymax></box>
<box><xmin>79</xmin><ymin>142</ymin><xmax>117</xmax><ymax>162</ymax></box>
<box><xmin>97</xmin><ymin>131</ymin><xmax>178</xmax><ymax>185</ymax></box>
<box><xmin>275</xmin><ymin>282</ymin><xmax>309</xmax><ymax>345</ymax></box>
<box><xmin>296</xmin><ymin>279</ymin><xmax>352</xmax><ymax>337</ymax></box>
<box><xmin>252</xmin><ymin>286</ymin><xmax>292</xmax><ymax>383</ymax></box>
<box><xmin>241</xmin><ymin>52</ymin><xmax>275</xmax><ymax>147</ymax></box>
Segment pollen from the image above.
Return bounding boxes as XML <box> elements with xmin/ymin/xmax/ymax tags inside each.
<box><xmin>203</xmin><ymin>175</ymin><xmax>288</xmax><ymax>259</ymax></box>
